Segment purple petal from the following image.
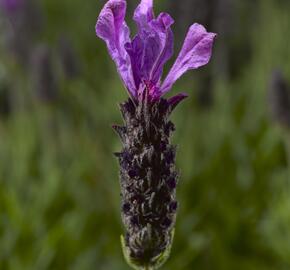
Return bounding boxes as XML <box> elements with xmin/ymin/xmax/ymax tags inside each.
<box><xmin>133</xmin><ymin>0</ymin><xmax>154</xmax><ymax>28</ymax></box>
<box><xmin>142</xmin><ymin>34</ymin><xmax>162</xmax><ymax>80</ymax></box>
<box><xmin>161</xmin><ymin>23</ymin><xmax>216</xmax><ymax>94</ymax></box>
<box><xmin>125</xmin><ymin>35</ymin><xmax>144</xmax><ymax>89</ymax></box>
<box><xmin>125</xmin><ymin>33</ymin><xmax>161</xmax><ymax>94</ymax></box>
<box><xmin>96</xmin><ymin>0</ymin><xmax>136</xmax><ymax>97</ymax></box>
<box><xmin>125</xmin><ymin>32</ymin><xmax>162</xmax><ymax>91</ymax></box>
<box><xmin>128</xmin><ymin>12</ymin><xmax>174</xmax><ymax>99</ymax></box>
<box><xmin>150</xmin><ymin>13</ymin><xmax>174</xmax><ymax>85</ymax></box>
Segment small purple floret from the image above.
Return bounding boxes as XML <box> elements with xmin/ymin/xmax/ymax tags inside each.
<box><xmin>169</xmin><ymin>201</ymin><xmax>178</xmax><ymax>213</ymax></box>
<box><xmin>167</xmin><ymin>176</ymin><xmax>177</xmax><ymax>190</ymax></box>
<box><xmin>161</xmin><ymin>217</ymin><xmax>172</xmax><ymax>228</ymax></box>
<box><xmin>122</xmin><ymin>202</ymin><xmax>131</xmax><ymax>213</ymax></box>
<box><xmin>96</xmin><ymin>0</ymin><xmax>216</xmax><ymax>102</ymax></box>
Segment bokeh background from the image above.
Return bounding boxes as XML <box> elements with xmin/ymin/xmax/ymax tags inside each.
<box><xmin>1</xmin><ymin>0</ymin><xmax>290</xmax><ymax>269</ymax></box>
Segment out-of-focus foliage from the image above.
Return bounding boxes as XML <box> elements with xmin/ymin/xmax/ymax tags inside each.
<box><xmin>0</xmin><ymin>0</ymin><xmax>290</xmax><ymax>269</ymax></box>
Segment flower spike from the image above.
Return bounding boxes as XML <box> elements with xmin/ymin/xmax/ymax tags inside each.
<box><xmin>96</xmin><ymin>0</ymin><xmax>216</xmax><ymax>269</ymax></box>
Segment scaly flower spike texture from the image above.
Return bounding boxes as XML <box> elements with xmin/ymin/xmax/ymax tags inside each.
<box><xmin>96</xmin><ymin>0</ymin><xmax>216</xmax><ymax>269</ymax></box>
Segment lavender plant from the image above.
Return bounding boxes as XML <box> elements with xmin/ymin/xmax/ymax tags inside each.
<box><xmin>31</xmin><ymin>45</ymin><xmax>58</xmax><ymax>103</ymax></box>
<box><xmin>268</xmin><ymin>69</ymin><xmax>290</xmax><ymax>128</ymax></box>
<box><xmin>95</xmin><ymin>0</ymin><xmax>216</xmax><ymax>269</ymax></box>
<box><xmin>58</xmin><ymin>36</ymin><xmax>80</xmax><ymax>80</ymax></box>
<box><xmin>0</xmin><ymin>0</ymin><xmax>43</xmax><ymax>64</ymax></box>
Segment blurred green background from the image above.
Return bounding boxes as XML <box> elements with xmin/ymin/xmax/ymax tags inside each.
<box><xmin>1</xmin><ymin>0</ymin><xmax>290</xmax><ymax>269</ymax></box>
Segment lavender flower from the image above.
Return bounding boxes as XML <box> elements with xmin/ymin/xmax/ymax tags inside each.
<box><xmin>1</xmin><ymin>0</ymin><xmax>43</xmax><ymax>64</ymax></box>
<box><xmin>268</xmin><ymin>69</ymin><xmax>290</xmax><ymax>128</ymax></box>
<box><xmin>31</xmin><ymin>45</ymin><xmax>58</xmax><ymax>103</ymax></box>
<box><xmin>96</xmin><ymin>0</ymin><xmax>216</xmax><ymax>269</ymax></box>
<box><xmin>58</xmin><ymin>36</ymin><xmax>80</xmax><ymax>80</ymax></box>
<box><xmin>0</xmin><ymin>0</ymin><xmax>23</xmax><ymax>13</ymax></box>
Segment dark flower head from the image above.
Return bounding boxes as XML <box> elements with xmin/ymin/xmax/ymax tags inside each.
<box><xmin>96</xmin><ymin>0</ymin><xmax>216</xmax><ymax>102</ymax></box>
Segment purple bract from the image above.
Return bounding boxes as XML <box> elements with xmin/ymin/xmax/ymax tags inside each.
<box><xmin>96</xmin><ymin>0</ymin><xmax>216</xmax><ymax>102</ymax></box>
